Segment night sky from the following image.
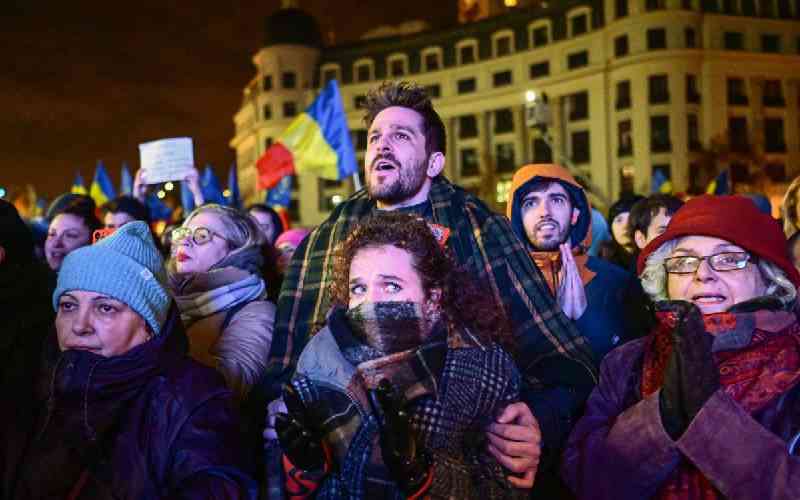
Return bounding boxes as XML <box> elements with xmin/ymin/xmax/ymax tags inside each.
<box><xmin>0</xmin><ymin>0</ymin><xmax>455</xmax><ymax>200</ymax></box>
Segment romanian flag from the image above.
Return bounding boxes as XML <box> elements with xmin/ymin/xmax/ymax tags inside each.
<box><xmin>90</xmin><ymin>161</ymin><xmax>116</xmax><ymax>206</ymax></box>
<box><xmin>71</xmin><ymin>172</ymin><xmax>88</xmax><ymax>195</ymax></box>
<box><xmin>706</xmin><ymin>170</ymin><xmax>730</xmax><ymax>195</ymax></box>
<box><xmin>256</xmin><ymin>80</ymin><xmax>357</xmax><ymax>190</ymax></box>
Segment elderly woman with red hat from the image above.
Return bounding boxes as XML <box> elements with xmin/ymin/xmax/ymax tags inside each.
<box><xmin>562</xmin><ymin>195</ymin><xmax>800</xmax><ymax>500</ymax></box>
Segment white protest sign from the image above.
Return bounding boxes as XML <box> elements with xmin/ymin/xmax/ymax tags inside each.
<box><xmin>138</xmin><ymin>137</ymin><xmax>195</xmax><ymax>184</ymax></box>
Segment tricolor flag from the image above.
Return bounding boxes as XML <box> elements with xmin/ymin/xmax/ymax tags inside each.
<box><xmin>266</xmin><ymin>175</ymin><xmax>293</xmax><ymax>232</ymax></box>
<box><xmin>71</xmin><ymin>172</ymin><xmax>88</xmax><ymax>195</ymax></box>
<box><xmin>706</xmin><ymin>170</ymin><xmax>730</xmax><ymax>195</ymax></box>
<box><xmin>90</xmin><ymin>161</ymin><xmax>116</xmax><ymax>206</ymax></box>
<box><xmin>256</xmin><ymin>80</ymin><xmax>357</xmax><ymax>189</ymax></box>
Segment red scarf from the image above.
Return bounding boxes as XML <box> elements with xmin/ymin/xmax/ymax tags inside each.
<box><xmin>529</xmin><ymin>247</ymin><xmax>596</xmax><ymax>296</ymax></box>
<box><xmin>641</xmin><ymin>308</ymin><xmax>800</xmax><ymax>500</ymax></box>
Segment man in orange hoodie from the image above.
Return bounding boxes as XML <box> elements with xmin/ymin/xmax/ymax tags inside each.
<box><xmin>507</xmin><ymin>164</ymin><xmax>653</xmax><ymax>495</ymax></box>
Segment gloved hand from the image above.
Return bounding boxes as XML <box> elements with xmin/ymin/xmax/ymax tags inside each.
<box><xmin>275</xmin><ymin>383</ymin><xmax>328</xmax><ymax>472</ymax></box>
<box><xmin>658</xmin><ymin>302</ymin><xmax>720</xmax><ymax>440</ymax></box>
<box><xmin>369</xmin><ymin>378</ymin><xmax>432</xmax><ymax>496</ymax></box>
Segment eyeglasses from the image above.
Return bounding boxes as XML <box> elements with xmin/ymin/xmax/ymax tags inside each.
<box><xmin>171</xmin><ymin>226</ymin><xmax>229</xmax><ymax>247</ymax></box>
<box><xmin>663</xmin><ymin>251</ymin><xmax>751</xmax><ymax>275</ymax></box>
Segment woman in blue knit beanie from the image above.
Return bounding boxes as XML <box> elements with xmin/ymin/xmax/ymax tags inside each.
<box><xmin>2</xmin><ymin>221</ymin><xmax>257</xmax><ymax>499</ymax></box>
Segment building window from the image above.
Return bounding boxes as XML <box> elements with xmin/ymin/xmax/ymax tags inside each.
<box><xmin>529</xmin><ymin>61</ymin><xmax>550</xmax><ymax>79</ymax></box>
<box><xmin>760</xmin><ymin>0</ymin><xmax>775</xmax><ymax>16</ymax></box>
<box><xmin>423</xmin><ymin>52</ymin><xmax>440</xmax><ymax>71</ymax></box>
<box><xmin>494</xmin><ymin>109</ymin><xmax>514</xmax><ymax>134</ymax></box>
<box><xmin>618</xmin><ymin>120</ymin><xmax>633</xmax><ymax>157</ymax></box>
<box><xmin>457</xmin><ymin>78</ymin><xmax>476</xmax><ymax>94</ymax></box>
<box><xmin>778</xmin><ymin>0</ymin><xmax>793</xmax><ymax>17</ymax></box>
<box><xmin>568</xmin><ymin>91</ymin><xmax>589</xmax><ymax>121</ymax></box>
<box><xmin>703</xmin><ymin>0</ymin><xmax>720</xmax><ymax>11</ymax></box>
<box><xmin>683</xmin><ymin>0</ymin><xmax>693</xmax><ymax>8</ymax></box>
<box><xmin>762</xmin><ymin>34</ymin><xmax>781</xmax><ymax>53</ymax></box>
<box><xmin>727</xmin><ymin>78</ymin><xmax>748</xmax><ymax>105</ymax></box>
<box><xmin>263</xmin><ymin>104</ymin><xmax>272</xmax><ymax>120</ymax></box>
<box><xmin>646</xmin><ymin>0</ymin><xmax>667</xmax><ymax>9</ymax></box>
<box><xmin>389</xmin><ymin>57</ymin><xmax>406</xmax><ymax>77</ymax></box>
<box><xmin>728</xmin><ymin>116</ymin><xmax>749</xmax><ymax>152</ymax></box>
<box><xmin>533</xmin><ymin>138</ymin><xmax>552</xmax><ymax>163</ymax></box>
<box><xmin>722</xmin><ymin>0</ymin><xmax>737</xmax><ymax>13</ymax></box>
<box><xmin>724</xmin><ymin>31</ymin><xmax>745</xmax><ymax>50</ymax></box>
<box><xmin>567</xmin><ymin>50</ymin><xmax>589</xmax><ymax>70</ymax></box>
<box><xmin>766</xmin><ymin>163</ymin><xmax>787</xmax><ymax>182</ymax></box>
<box><xmin>688</xmin><ymin>114</ymin><xmax>701</xmax><ymax>151</ymax></box>
<box><xmin>495</xmin><ymin>143</ymin><xmax>516</xmax><ymax>173</ymax></box>
<box><xmin>571</xmin><ymin>131</ymin><xmax>591</xmax><ymax>164</ymax></box>
<box><xmin>263</xmin><ymin>75</ymin><xmax>273</xmax><ymax>91</ymax></box>
<box><xmin>685</xmin><ymin>28</ymin><xmax>697</xmax><ymax>48</ymax></box>
<box><xmin>493</xmin><ymin>70</ymin><xmax>513</xmax><ymax>87</ymax></box>
<box><xmin>355</xmin><ymin>62</ymin><xmax>372</xmax><ymax>82</ymax></box>
<box><xmin>282</xmin><ymin>72</ymin><xmax>297</xmax><ymax>89</ymax></box>
<box><xmin>354</xmin><ymin>95</ymin><xmax>367</xmax><ymax>109</ymax></box>
<box><xmin>283</xmin><ymin>101</ymin><xmax>297</xmax><ymax>118</ymax></box>
<box><xmin>616</xmin><ymin>80</ymin><xmax>631</xmax><ymax>109</ymax></box>
<box><xmin>570</xmin><ymin>14</ymin><xmax>588</xmax><ymax>37</ymax></box>
<box><xmin>616</xmin><ymin>0</ymin><xmax>629</xmax><ymax>18</ymax></box>
<box><xmin>460</xmin><ymin>148</ymin><xmax>480</xmax><ymax>177</ymax></box>
<box><xmin>615</xmin><ymin>35</ymin><xmax>629</xmax><ymax>57</ymax></box>
<box><xmin>459</xmin><ymin>43</ymin><xmax>476</xmax><ymax>64</ymax></box>
<box><xmin>322</xmin><ymin>68</ymin><xmax>338</xmax><ymax>84</ymax></box>
<box><xmin>265</xmin><ymin>137</ymin><xmax>273</xmax><ymax>149</ymax></box>
<box><xmin>531</xmin><ymin>25</ymin><xmax>549</xmax><ymax>47</ymax></box>
<box><xmin>651</xmin><ymin>115</ymin><xmax>671</xmax><ymax>152</ymax></box>
<box><xmin>425</xmin><ymin>84</ymin><xmax>441</xmax><ymax>99</ymax></box>
<box><xmin>354</xmin><ymin>129</ymin><xmax>368</xmax><ymax>151</ymax></box>
<box><xmin>494</xmin><ymin>34</ymin><xmax>513</xmax><ymax>57</ymax></box>
<box><xmin>649</xmin><ymin>74</ymin><xmax>670</xmax><ymax>104</ymax></box>
<box><xmin>763</xmin><ymin>80</ymin><xmax>785</xmax><ymax>107</ymax></box>
<box><xmin>647</xmin><ymin>28</ymin><xmax>667</xmax><ymax>50</ymax></box>
<box><xmin>687</xmin><ymin>74</ymin><xmax>701</xmax><ymax>103</ymax></box>
<box><xmin>764</xmin><ymin>118</ymin><xmax>787</xmax><ymax>152</ymax></box>
<box><xmin>742</xmin><ymin>0</ymin><xmax>756</xmax><ymax>15</ymax></box>
<box><xmin>459</xmin><ymin>115</ymin><xmax>478</xmax><ymax>139</ymax></box>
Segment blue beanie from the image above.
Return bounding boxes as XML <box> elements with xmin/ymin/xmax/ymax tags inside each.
<box><xmin>53</xmin><ymin>221</ymin><xmax>170</xmax><ymax>335</ymax></box>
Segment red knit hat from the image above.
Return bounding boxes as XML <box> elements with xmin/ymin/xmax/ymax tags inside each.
<box><xmin>637</xmin><ymin>195</ymin><xmax>800</xmax><ymax>288</ymax></box>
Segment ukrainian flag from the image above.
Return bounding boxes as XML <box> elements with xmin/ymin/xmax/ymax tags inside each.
<box><xmin>71</xmin><ymin>172</ymin><xmax>88</xmax><ymax>195</ymax></box>
<box><xmin>90</xmin><ymin>161</ymin><xmax>116</xmax><ymax>206</ymax></box>
<box><xmin>256</xmin><ymin>80</ymin><xmax>357</xmax><ymax>189</ymax></box>
<box><xmin>706</xmin><ymin>170</ymin><xmax>730</xmax><ymax>195</ymax></box>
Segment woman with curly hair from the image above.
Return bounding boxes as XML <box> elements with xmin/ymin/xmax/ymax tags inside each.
<box><xmin>273</xmin><ymin>212</ymin><xmax>525</xmax><ymax>500</ymax></box>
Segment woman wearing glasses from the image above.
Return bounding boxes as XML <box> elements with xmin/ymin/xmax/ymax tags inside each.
<box><xmin>563</xmin><ymin>195</ymin><xmax>800</xmax><ymax>500</ymax></box>
<box><xmin>168</xmin><ymin>204</ymin><xmax>275</xmax><ymax>401</ymax></box>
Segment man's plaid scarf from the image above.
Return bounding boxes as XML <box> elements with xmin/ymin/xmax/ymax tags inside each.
<box><xmin>263</xmin><ymin>176</ymin><xmax>599</xmax><ymax>401</ymax></box>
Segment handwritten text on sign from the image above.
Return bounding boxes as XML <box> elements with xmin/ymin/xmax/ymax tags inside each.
<box><xmin>139</xmin><ymin>137</ymin><xmax>195</xmax><ymax>184</ymax></box>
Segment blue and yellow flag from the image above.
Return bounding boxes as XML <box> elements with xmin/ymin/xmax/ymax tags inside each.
<box><xmin>90</xmin><ymin>161</ymin><xmax>116</xmax><ymax>206</ymax></box>
<box><xmin>706</xmin><ymin>170</ymin><xmax>730</xmax><ymax>195</ymax></box>
<box><xmin>226</xmin><ymin>164</ymin><xmax>240</xmax><ymax>208</ymax></box>
<box><xmin>256</xmin><ymin>80</ymin><xmax>357</xmax><ymax>189</ymax></box>
<box><xmin>201</xmin><ymin>165</ymin><xmax>226</xmax><ymax>205</ymax></box>
<box><xmin>71</xmin><ymin>172</ymin><xmax>88</xmax><ymax>195</ymax></box>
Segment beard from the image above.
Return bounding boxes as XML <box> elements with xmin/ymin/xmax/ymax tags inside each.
<box><xmin>366</xmin><ymin>153</ymin><xmax>427</xmax><ymax>205</ymax></box>
<box><xmin>527</xmin><ymin>218</ymin><xmax>571</xmax><ymax>251</ymax></box>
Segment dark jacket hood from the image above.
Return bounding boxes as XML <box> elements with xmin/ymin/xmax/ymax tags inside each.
<box><xmin>506</xmin><ymin>164</ymin><xmax>592</xmax><ymax>250</ymax></box>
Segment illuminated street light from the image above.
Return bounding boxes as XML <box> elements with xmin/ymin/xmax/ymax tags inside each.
<box><xmin>223</xmin><ymin>189</ymin><xmax>232</xmax><ymax>198</ymax></box>
<box><xmin>164</xmin><ymin>181</ymin><xmax>175</xmax><ymax>191</ymax></box>
<box><xmin>157</xmin><ymin>190</ymin><xmax>166</xmax><ymax>199</ymax></box>
<box><xmin>525</xmin><ymin>90</ymin><xmax>537</xmax><ymax>103</ymax></box>
<box><xmin>504</xmin><ymin>0</ymin><xmax>518</xmax><ymax>6</ymax></box>
<box><xmin>331</xmin><ymin>194</ymin><xmax>343</xmax><ymax>205</ymax></box>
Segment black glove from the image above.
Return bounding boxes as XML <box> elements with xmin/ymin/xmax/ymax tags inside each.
<box><xmin>658</xmin><ymin>302</ymin><xmax>720</xmax><ymax>440</ymax></box>
<box><xmin>275</xmin><ymin>383</ymin><xmax>328</xmax><ymax>472</ymax></box>
<box><xmin>369</xmin><ymin>378</ymin><xmax>432</xmax><ymax>495</ymax></box>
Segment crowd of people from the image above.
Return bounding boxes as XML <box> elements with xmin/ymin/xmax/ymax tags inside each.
<box><xmin>2</xmin><ymin>80</ymin><xmax>800</xmax><ymax>499</ymax></box>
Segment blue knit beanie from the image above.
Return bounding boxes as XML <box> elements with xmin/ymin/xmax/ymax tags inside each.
<box><xmin>53</xmin><ymin>221</ymin><xmax>170</xmax><ymax>335</ymax></box>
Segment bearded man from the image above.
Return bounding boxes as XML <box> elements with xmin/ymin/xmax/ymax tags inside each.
<box><xmin>262</xmin><ymin>82</ymin><xmax>602</xmax><ymax>491</ymax></box>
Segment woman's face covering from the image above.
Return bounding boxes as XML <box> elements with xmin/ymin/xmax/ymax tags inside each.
<box><xmin>173</xmin><ymin>212</ymin><xmax>231</xmax><ymax>274</ymax></box>
<box><xmin>347</xmin><ymin>244</ymin><xmax>427</xmax><ymax>309</ymax></box>
<box><xmin>56</xmin><ymin>290</ymin><xmax>150</xmax><ymax>357</ymax></box>
<box><xmin>666</xmin><ymin>235</ymin><xmax>767</xmax><ymax>314</ymax></box>
<box><xmin>45</xmin><ymin>213</ymin><xmax>92</xmax><ymax>271</ymax></box>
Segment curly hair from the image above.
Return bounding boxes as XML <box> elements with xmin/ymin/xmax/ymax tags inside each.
<box><xmin>363</xmin><ymin>81</ymin><xmax>446</xmax><ymax>157</ymax></box>
<box><xmin>329</xmin><ymin>212</ymin><xmax>513</xmax><ymax>352</ymax></box>
<box><xmin>782</xmin><ymin>176</ymin><xmax>800</xmax><ymax>237</ymax></box>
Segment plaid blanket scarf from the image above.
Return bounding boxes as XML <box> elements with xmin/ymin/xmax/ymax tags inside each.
<box><xmin>263</xmin><ymin>176</ymin><xmax>598</xmax><ymax>405</ymax></box>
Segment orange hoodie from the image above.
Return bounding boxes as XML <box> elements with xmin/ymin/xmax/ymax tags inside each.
<box><xmin>506</xmin><ymin>164</ymin><xmax>595</xmax><ymax>295</ymax></box>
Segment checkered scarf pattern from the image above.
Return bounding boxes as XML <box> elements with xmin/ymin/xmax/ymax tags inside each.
<box><xmin>264</xmin><ymin>176</ymin><xmax>599</xmax><ymax>403</ymax></box>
